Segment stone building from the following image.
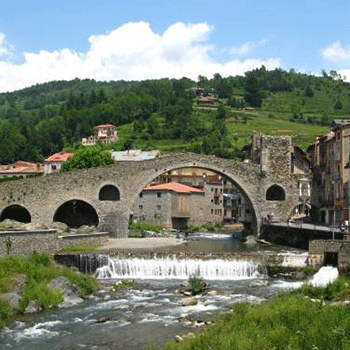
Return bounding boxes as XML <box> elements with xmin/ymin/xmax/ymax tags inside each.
<box><xmin>131</xmin><ymin>182</ymin><xmax>223</xmax><ymax>229</ymax></box>
<box><xmin>157</xmin><ymin>168</ymin><xmax>251</xmax><ymax>223</ymax></box>
<box><xmin>44</xmin><ymin>153</ymin><xmax>74</xmax><ymax>175</ymax></box>
<box><xmin>309</xmin><ymin>120</ymin><xmax>350</xmax><ymax>225</ymax></box>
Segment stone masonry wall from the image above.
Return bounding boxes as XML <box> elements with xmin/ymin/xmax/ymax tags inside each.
<box><xmin>0</xmin><ymin>230</ymin><xmax>57</xmax><ymax>257</ymax></box>
<box><xmin>0</xmin><ymin>150</ymin><xmax>299</xmax><ymax>237</ymax></box>
<box><xmin>58</xmin><ymin>232</ymin><xmax>109</xmax><ymax>250</ymax></box>
<box><xmin>0</xmin><ymin>230</ymin><xmax>109</xmax><ymax>257</ymax></box>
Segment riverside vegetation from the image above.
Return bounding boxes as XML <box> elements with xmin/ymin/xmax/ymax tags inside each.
<box><xmin>0</xmin><ymin>252</ymin><xmax>99</xmax><ymax>329</ymax></box>
<box><xmin>149</xmin><ymin>274</ymin><xmax>350</xmax><ymax>350</ymax></box>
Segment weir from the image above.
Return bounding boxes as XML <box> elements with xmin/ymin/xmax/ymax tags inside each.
<box><xmin>95</xmin><ymin>257</ymin><xmax>262</xmax><ymax>280</ymax></box>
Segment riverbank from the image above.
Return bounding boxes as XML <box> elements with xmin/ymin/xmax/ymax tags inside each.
<box><xmin>0</xmin><ymin>252</ymin><xmax>99</xmax><ymax>330</ymax></box>
<box><xmin>150</xmin><ymin>275</ymin><xmax>350</xmax><ymax>350</ymax></box>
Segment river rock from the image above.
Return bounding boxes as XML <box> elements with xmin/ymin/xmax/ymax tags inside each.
<box><xmin>207</xmin><ymin>290</ymin><xmax>219</xmax><ymax>296</ymax></box>
<box><xmin>49</xmin><ymin>221</ymin><xmax>70</xmax><ymax>234</ymax></box>
<box><xmin>178</xmin><ymin>313</ymin><xmax>189</xmax><ymax>322</ymax></box>
<box><xmin>76</xmin><ymin>225</ymin><xmax>96</xmax><ymax>235</ymax></box>
<box><xmin>11</xmin><ymin>274</ymin><xmax>27</xmax><ymax>294</ymax></box>
<box><xmin>244</xmin><ymin>235</ymin><xmax>257</xmax><ymax>245</ymax></box>
<box><xmin>175</xmin><ymin>335</ymin><xmax>184</xmax><ymax>342</ymax></box>
<box><xmin>1</xmin><ymin>293</ymin><xmax>22</xmax><ymax>309</ymax></box>
<box><xmin>182</xmin><ymin>297</ymin><xmax>198</xmax><ymax>306</ymax></box>
<box><xmin>47</xmin><ymin>277</ymin><xmax>83</xmax><ymax>308</ymax></box>
<box><xmin>250</xmin><ymin>279</ymin><xmax>268</xmax><ymax>288</ymax></box>
<box><xmin>24</xmin><ymin>300</ymin><xmax>41</xmax><ymax>314</ymax></box>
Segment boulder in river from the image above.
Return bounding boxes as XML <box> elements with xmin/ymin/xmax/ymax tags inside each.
<box><xmin>47</xmin><ymin>277</ymin><xmax>83</xmax><ymax>308</ymax></box>
<box><xmin>181</xmin><ymin>297</ymin><xmax>198</xmax><ymax>306</ymax></box>
<box><xmin>1</xmin><ymin>293</ymin><xmax>22</xmax><ymax>309</ymax></box>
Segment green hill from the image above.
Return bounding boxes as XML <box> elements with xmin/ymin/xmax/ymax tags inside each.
<box><xmin>0</xmin><ymin>68</ymin><xmax>347</xmax><ymax>163</ymax></box>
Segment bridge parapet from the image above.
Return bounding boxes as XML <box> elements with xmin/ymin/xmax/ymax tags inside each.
<box><xmin>0</xmin><ymin>152</ymin><xmax>299</xmax><ymax>237</ymax></box>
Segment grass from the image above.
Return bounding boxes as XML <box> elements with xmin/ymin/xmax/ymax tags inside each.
<box><xmin>60</xmin><ymin>244</ymin><xmax>102</xmax><ymax>253</ymax></box>
<box><xmin>0</xmin><ymin>252</ymin><xmax>99</xmax><ymax>329</ymax></box>
<box><xmin>152</xmin><ymin>293</ymin><xmax>350</xmax><ymax>350</ymax></box>
<box><xmin>129</xmin><ymin>222</ymin><xmax>165</xmax><ymax>233</ymax></box>
<box><xmin>150</xmin><ymin>276</ymin><xmax>350</xmax><ymax>350</ymax></box>
<box><xmin>188</xmin><ymin>221</ymin><xmax>224</xmax><ymax>233</ymax></box>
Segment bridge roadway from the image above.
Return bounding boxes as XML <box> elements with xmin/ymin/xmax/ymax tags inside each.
<box><xmin>0</xmin><ymin>152</ymin><xmax>299</xmax><ymax>237</ymax></box>
<box><xmin>270</xmin><ymin>221</ymin><xmax>342</xmax><ymax>235</ymax></box>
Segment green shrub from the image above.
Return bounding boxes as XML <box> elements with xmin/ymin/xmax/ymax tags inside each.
<box><xmin>129</xmin><ymin>222</ymin><xmax>165</xmax><ymax>233</ymax></box>
<box><xmin>188</xmin><ymin>274</ymin><xmax>206</xmax><ymax>295</ymax></box>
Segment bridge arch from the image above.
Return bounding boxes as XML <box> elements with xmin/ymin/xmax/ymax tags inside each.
<box><xmin>129</xmin><ymin>161</ymin><xmax>260</xmax><ymax>233</ymax></box>
<box><xmin>53</xmin><ymin>199</ymin><xmax>99</xmax><ymax>228</ymax></box>
<box><xmin>266</xmin><ymin>184</ymin><xmax>286</xmax><ymax>201</ymax></box>
<box><xmin>99</xmin><ymin>184</ymin><xmax>120</xmax><ymax>201</ymax></box>
<box><xmin>0</xmin><ymin>204</ymin><xmax>31</xmax><ymax>223</ymax></box>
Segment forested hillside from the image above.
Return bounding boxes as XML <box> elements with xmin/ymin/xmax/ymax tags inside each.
<box><xmin>0</xmin><ymin>67</ymin><xmax>347</xmax><ymax>164</ymax></box>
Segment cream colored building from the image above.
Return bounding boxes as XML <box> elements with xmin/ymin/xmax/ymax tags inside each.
<box><xmin>82</xmin><ymin>124</ymin><xmax>118</xmax><ymax>146</ymax></box>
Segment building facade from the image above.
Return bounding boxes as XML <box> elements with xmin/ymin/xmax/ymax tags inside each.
<box><xmin>82</xmin><ymin>124</ymin><xmax>118</xmax><ymax>146</ymax></box>
<box><xmin>309</xmin><ymin>120</ymin><xmax>350</xmax><ymax>226</ymax></box>
<box><xmin>44</xmin><ymin>153</ymin><xmax>74</xmax><ymax>174</ymax></box>
<box><xmin>132</xmin><ymin>182</ymin><xmax>213</xmax><ymax>229</ymax></box>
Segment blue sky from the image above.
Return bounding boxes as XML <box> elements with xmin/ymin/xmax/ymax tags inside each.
<box><xmin>0</xmin><ymin>0</ymin><xmax>350</xmax><ymax>92</ymax></box>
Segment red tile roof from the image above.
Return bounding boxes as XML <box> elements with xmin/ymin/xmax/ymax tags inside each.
<box><xmin>144</xmin><ymin>182</ymin><xmax>204</xmax><ymax>194</ymax></box>
<box><xmin>0</xmin><ymin>161</ymin><xmax>44</xmax><ymax>175</ymax></box>
<box><xmin>45</xmin><ymin>153</ymin><xmax>74</xmax><ymax>162</ymax></box>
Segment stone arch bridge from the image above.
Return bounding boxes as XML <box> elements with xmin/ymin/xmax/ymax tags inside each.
<box><xmin>0</xmin><ymin>151</ymin><xmax>299</xmax><ymax>237</ymax></box>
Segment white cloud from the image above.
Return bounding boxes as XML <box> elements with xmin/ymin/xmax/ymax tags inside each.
<box><xmin>229</xmin><ymin>39</ymin><xmax>268</xmax><ymax>55</ymax></box>
<box><xmin>0</xmin><ymin>22</ymin><xmax>281</xmax><ymax>92</ymax></box>
<box><xmin>321</xmin><ymin>41</ymin><xmax>350</xmax><ymax>63</ymax></box>
<box><xmin>0</xmin><ymin>32</ymin><xmax>14</xmax><ymax>57</ymax></box>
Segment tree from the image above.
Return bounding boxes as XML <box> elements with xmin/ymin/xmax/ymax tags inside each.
<box><xmin>334</xmin><ymin>101</ymin><xmax>343</xmax><ymax>110</ymax></box>
<box><xmin>60</xmin><ymin>147</ymin><xmax>115</xmax><ymax>172</ymax></box>
<box><xmin>304</xmin><ymin>85</ymin><xmax>314</xmax><ymax>97</ymax></box>
<box><xmin>216</xmin><ymin>104</ymin><xmax>227</xmax><ymax>119</ymax></box>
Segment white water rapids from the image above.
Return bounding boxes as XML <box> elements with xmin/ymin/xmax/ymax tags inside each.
<box><xmin>309</xmin><ymin>266</ymin><xmax>339</xmax><ymax>287</ymax></box>
<box><xmin>95</xmin><ymin>257</ymin><xmax>261</xmax><ymax>280</ymax></box>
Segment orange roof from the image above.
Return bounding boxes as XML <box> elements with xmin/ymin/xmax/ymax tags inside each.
<box><xmin>45</xmin><ymin>153</ymin><xmax>74</xmax><ymax>162</ymax></box>
<box><xmin>0</xmin><ymin>161</ymin><xmax>44</xmax><ymax>175</ymax></box>
<box><xmin>144</xmin><ymin>182</ymin><xmax>204</xmax><ymax>194</ymax></box>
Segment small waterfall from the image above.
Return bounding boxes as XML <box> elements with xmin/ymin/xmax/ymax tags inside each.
<box><xmin>95</xmin><ymin>257</ymin><xmax>261</xmax><ymax>280</ymax></box>
<box><xmin>309</xmin><ymin>266</ymin><xmax>339</xmax><ymax>287</ymax></box>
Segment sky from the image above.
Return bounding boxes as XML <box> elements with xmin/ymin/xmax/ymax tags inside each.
<box><xmin>0</xmin><ymin>0</ymin><xmax>350</xmax><ymax>92</ymax></box>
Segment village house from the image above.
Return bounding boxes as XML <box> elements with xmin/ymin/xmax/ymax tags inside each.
<box><xmin>82</xmin><ymin>124</ymin><xmax>118</xmax><ymax>146</ymax></box>
<box><xmin>131</xmin><ymin>182</ymin><xmax>223</xmax><ymax>230</ymax></box>
<box><xmin>309</xmin><ymin>120</ymin><xmax>350</xmax><ymax>226</ymax></box>
<box><xmin>197</xmin><ymin>96</ymin><xmax>219</xmax><ymax>107</ymax></box>
<box><xmin>0</xmin><ymin>161</ymin><xmax>44</xmax><ymax>179</ymax></box>
<box><xmin>156</xmin><ymin>168</ymin><xmax>251</xmax><ymax>223</ymax></box>
<box><xmin>44</xmin><ymin>153</ymin><xmax>74</xmax><ymax>174</ymax></box>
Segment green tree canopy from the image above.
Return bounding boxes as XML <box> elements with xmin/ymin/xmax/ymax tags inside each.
<box><xmin>60</xmin><ymin>146</ymin><xmax>115</xmax><ymax>172</ymax></box>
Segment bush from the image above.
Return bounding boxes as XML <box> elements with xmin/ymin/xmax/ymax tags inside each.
<box><xmin>129</xmin><ymin>222</ymin><xmax>165</xmax><ymax>233</ymax></box>
<box><xmin>188</xmin><ymin>274</ymin><xmax>206</xmax><ymax>295</ymax></box>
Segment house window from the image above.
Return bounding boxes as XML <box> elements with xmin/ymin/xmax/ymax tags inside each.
<box><xmin>211</xmin><ymin>209</ymin><xmax>214</xmax><ymax>214</ymax></box>
<box><xmin>139</xmin><ymin>205</ymin><xmax>143</xmax><ymax>211</ymax></box>
<box><xmin>157</xmin><ymin>192</ymin><xmax>161</xmax><ymax>198</ymax></box>
<box><xmin>139</xmin><ymin>192</ymin><xmax>143</xmax><ymax>198</ymax></box>
<box><xmin>156</xmin><ymin>205</ymin><xmax>161</xmax><ymax>211</ymax></box>
<box><xmin>52</xmin><ymin>165</ymin><xmax>57</xmax><ymax>170</ymax></box>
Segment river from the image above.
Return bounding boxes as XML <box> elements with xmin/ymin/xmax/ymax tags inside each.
<box><xmin>0</xmin><ymin>232</ymin><xmax>306</xmax><ymax>350</ymax></box>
